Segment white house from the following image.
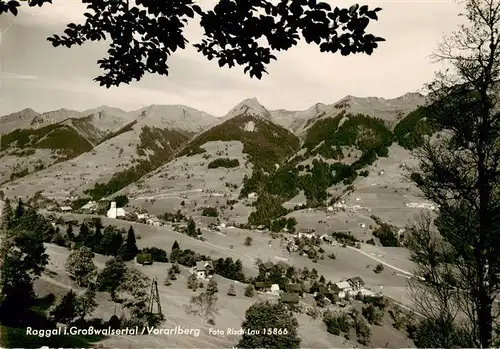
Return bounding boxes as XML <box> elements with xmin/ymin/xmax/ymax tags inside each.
<box><xmin>60</xmin><ymin>206</ymin><xmax>72</xmax><ymax>212</ymax></box>
<box><xmin>193</xmin><ymin>261</ymin><xmax>214</xmax><ymax>279</ymax></box>
<box><xmin>270</xmin><ymin>284</ymin><xmax>280</xmax><ymax>295</ymax></box>
<box><xmin>81</xmin><ymin>201</ymin><xmax>97</xmax><ymax>211</ymax></box>
<box><xmin>107</xmin><ymin>201</ymin><xmax>126</xmax><ymax>219</ymax></box>
<box><xmin>332</xmin><ymin>281</ymin><xmax>352</xmax><ymax>299</ymax></box>
<box><xmin>248</xmin><ymin>192</ymin><xmax>258</xmax><ymax>199</ymax></box>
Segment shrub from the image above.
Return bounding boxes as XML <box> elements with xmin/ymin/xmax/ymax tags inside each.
<box><xmin>136</xmin><ymin>252</ymin><xmax>152</xmax><ymax>265</ymax></box>
<box><xmin>207</xmin><ymin>158</ymin><xmax>240</xmax><ymax>169</ymax></box>
<box><xmin>202</xmin><ymin>207</ymin><xmax>218</xmax><ymax>217</ymax></box>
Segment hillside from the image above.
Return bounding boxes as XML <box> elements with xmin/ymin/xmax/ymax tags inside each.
<box><xmin>0</xmin><ymin>106</ymin><xmax>217</xmax><ymax>200</ymax></box>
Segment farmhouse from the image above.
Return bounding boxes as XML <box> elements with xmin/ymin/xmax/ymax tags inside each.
<box><xmin>193</xmin><ymin>261</ymin><xmax>214</xmax><ymax>279</ymax></box>
<box><xmin>280</xmin><ymin>292</ymin><xmax>300</xmax><ymax>304</ymax></box>
<box><xmin>270</xmin><ymin>284</ymin><xmax>280</xmax><ymax>295</ymax></box>
<box><xmin>254</xmin><ymin>281</ymin><xmax>273</xmax><ymax>292</ymax></box>
<box><xmin>260</xmin><ymin>262</ymin><xmax>274</xmax><ymax>275</ymax></box>
<box><xmin>285</xmin><ymin>283</ymin><xmax>303</xmax><ymax>297</ymax></box>
<box><xmin>347</xmin><ymin>276</ymin><xmax>365</xmax><ymax>291</ymax></box>
<box><xmin>331</xmin><ymin>281</ymin><xmax>352</xmax><ymax>299</ymax></box>
<box><xmin>60</xmin><ymin>206</ymin><xmax>72</xmax><ymax>212</ymax></box>
<box><xmin>320</xmin><ymin>234</ymin><xmax>335</xmax><ymax>244</ymax></box>
<box><xmin>80</xmin><ymin>200</ymin><xmax>98</xmax><ymax>212</ymax></box>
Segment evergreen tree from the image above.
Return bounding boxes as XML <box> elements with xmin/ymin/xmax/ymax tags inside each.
<box><xmin>206</xmin><ymin>279</ymin><xmax>218</xmax><ymax>296</ymax></box>
<box><xmin>1</xmin><ymin>197</ymin><xmax>13</xmax><ymax>230</ymax></box>
<box><xmin>187</xmin><ymin>219</ymin><xmax>196</xmax><ymax>236</ymax></box>
<box><xmin>50</xmin><ymin>290</ymin><xmax>79</xmax><ymax>325</ymax></box>
<box><xmin>77</xmin><ymin>223</ymin><xmax>89</xmax><ymax>246</ymax></box>
<box><xmin>15</xmin><ymin>198</ymin><xmax>24</xmax><ymax>218</ymax></box>
<box><xmin>172</xmin><ymin>240</ymin><xmax>180</xmax><ymax>251</ymax></box>
<box><xmin>119</xmin><ymin>226</ymin><xmax>138</xmax><ymax>261</ymax></box>
<box><xmin>93</xmin><ymin>225</ymin><xmax>103</xmax><ymax>252</ymax></box>
<box><xmin>66</xmin><ymin>224</ymin><xmax>74</xmax><ymax>241</ymax></box>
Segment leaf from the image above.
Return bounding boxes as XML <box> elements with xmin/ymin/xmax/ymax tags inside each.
<box><xmin>366</xmin><ymin>11</ymin><xmax>378</xmax><ymax>20</ymax></box>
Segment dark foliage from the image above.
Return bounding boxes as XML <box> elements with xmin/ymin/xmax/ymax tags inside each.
<box><xmin>142</xmin><ymin>247</ymin><xmax>168</xmax><ymax>262</ymax></box>
<box><xmin>213</xmin><ymin>257</ymin><xmax>246</xmax><ymax>282</ymax></box>
<box><xmin>238</xmin><ymin>301</ymin><xmax>300</xmax><ymax>349</ymax></box>
<box><xmin>202</xmin><ymin>207</ymin><xmax>219</xmax><ymax>217</ymax></box>
<box><xmin>2</xmin><ymin>0</ymin><xmax>384</xmax><ymax>87</ymax></box>
<box><xmin>207</xmin><ymin>158</ymin><xmax>240</xmax><ymax>169</ymax></box>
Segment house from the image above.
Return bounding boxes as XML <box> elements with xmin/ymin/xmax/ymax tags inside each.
<box><xmin>287</xmin><ymin>243</ymin><xmax>298</xmax><ymax>253</ymax></box>
<box><xmin>193</xmin><ymin>261</ymin><xmax>214</xmax><ymax>279</ymax></box>
<box><xmin>107</xmin><ymin>201</ymin><xmax>126</xmax><ymax>219</ymax></box>
<box><xmin>347</xmin><ymin>276</ymin><xmax>365</xmax><ymax>291</ymax></box>
<box><xmin>285</xmin><ymin>283</ymin><xmax>303</xmax><ymax>297</ymax></box>
<box><xmin>270</xmin><ymin>284</ymin><xmax>280</xmax><ymax>295</ymax></box>
<box><xmin>254</xmin><ymin>281</ymin><xmax>273</xmax><ymax>292</ymax></box>
<box><xmin>81</xmin><ymin>201</ymin><xmax>97</xmax><ymax>212</ymax></box>
<box><xmin>320</xmin><ymin>234</ymin><xmax>335</xmax><ymax>244</ymax></box>
<box><xmin>280</xmin><ymin>292</ymin><xmax>300</xmax><ymax>304</ymax></box>
<box><xmin>60</xmin><ymin>206</ymin><xmax>72</xmax><ymax>212</ymax></box>
<box><xmin>260</xmin><ymin>262</ymin><xmax>274</xmax><ymax>275</ymax></box>
<box><xmin>331</xmin><ymin>281</ymin><xmax>352</xmax><ymax>299</ymax></box>
<box><xmin>247</xmin><ymin>192</ymin><xmax>258</xmax><ymax>199</ymax></box>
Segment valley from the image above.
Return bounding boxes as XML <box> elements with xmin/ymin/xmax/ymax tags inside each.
<box><xmin>0</xmin><ymin>92</ymin><xmax>437</xmax><ymax>348</ymax></box>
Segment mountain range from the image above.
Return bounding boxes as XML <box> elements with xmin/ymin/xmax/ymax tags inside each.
<box><xmin>0</xmin><ymin>92</ymin><xmax>436</xmax><ymax>231</ymax></box>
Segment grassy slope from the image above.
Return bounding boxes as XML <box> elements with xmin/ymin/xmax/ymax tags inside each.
<box><xmin>248</xmin><ymin>113</ymin><xmax>395</xmax><ymax>226</ymax></box>
<box><xmin>1</xmin><ymin>125</ymin><xmax>93</xmax><ymax>160</ymax></box>
<box><xmin>84</xmin><ymin>126</ymin><xmax>192</xmax><ymax>200</ymax></box>
<box><xmin>178</xmin><ymin>114</ymin><xmax>300</xmax><ymax>173</ymax></box>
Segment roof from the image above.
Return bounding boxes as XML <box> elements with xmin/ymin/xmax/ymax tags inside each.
<box><xmin>335</xmin><ymin>281</ymin><xmax>351</xmax><ymax>290</ymax></box>
<box><xmin>195</xmin><ymin>261</ymin><xmax>213</xmax><ymax>271</ymax></box>
<box><xmin>281</xmin><ymin>293</ymin><xmax>300</xmax><ymax>303</ymax></box>
<box><xmin>261</xmin><ymin>262</ymin><xmax>274</xmax><ymax>270</ymax></box>
<box><xmin>349</xmin><ymin>276</ymin><xmax>365</xmax><ymax>285</ymax></box>
<box><xmin>60</xmin><ymin>206</ymin><xmax>72</xmax><ymax>211</ymax></box>
<box><xmin>255</xmin><ymin>281</ymin><xmax>273</xmax><ymax>288</ymax></box>
<box><xmin>286</xmin><ymin>284</ymin><xmax>302</xmax><ymax>292</ymax></box>
<box><xmin>322</xmin><ymin>235</ymin><xmax>334</xmax><ymax>241</ymax></box>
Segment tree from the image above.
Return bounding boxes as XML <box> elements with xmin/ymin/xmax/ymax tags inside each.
<box><xmin>0</xmin><ymin>197</ymin><xmax>13</xmax><ymax>230</ymax></box>
<box><xmin>15</xmin><ymin>198</ymin><xmax>24</xmax><ymax>218</ymax></box>
<box><xmin>0</xmin><ymin>0</ymin><xmax>384</xmax><ymax>87</ymax></box>
<box><xmin>0</xmin><ymin>228</ymin><xmax>49</xmax><ymax>325</ymax></box>
<box><xmin>113</xmin><ymin>195</ymin><xmax>129</xmax><ymax>208</ymax></box>
<box><xmin>65</xmin><ymin>247</ymin><xmax>97</xmax><ymax>287</ymax></box>
<box><xmin>245</xmin><ymin>285</ymin><xmax>255</xmax><ymax>298</ymax></box>
<box><xmin>172</xmin><ymin>240</ymin><xmax>180</xmax><ymax>251</ymax></box>
<box><xmin>119</xmin><ymin>225</ymin><xmax>139</xmax><ymax>261</ymax></box>
<box><xmin>50</xmin><ymin>290</ymin><xmax>79</xmax><ymax>325</ymax></box>
<box><xmin>186</xmin><ymin>218</ymin><xmax>197</xmax><ymax>236</ymax></box>
<box><xmin>244</xmin><ymin>236</ymin><xmax>253</xmax><ymax>246</ymax></box>
<box><xmin>362</xmin><ymin>304</ymin><xmax>383</xmax><ymax>325</ymax></box>
<box><xmin>115</xmin><ymin>267</ymin><xmax>151</xmax><ymax>327</ymax></box>
<box><xmin>206</xmin><ymin>278</ymin><xmax>218</xmax><ymax>296</ymax></box>
<box><xmin>406</xmin><ymin>1</ymin><xmax>500</xmax><ymax>347</ymax></box>
<box><xmin>184</xmin><ymin>291</ymin><xmax>219</xmax><ymax>324</ymax></box>
<box><xmin>76</xmin><ymin>222</ymin><xmax>90</xmax><ymax>246</ymax></box>
<box><xmin>187</xmin><ymin>274</ymin><xmax>199</xmax><ymax>291</ymax></box>
<box><xmin>374</xmin><ymin>263</ymin><xmax>384</xmax><ymax>274</ymax></box>
<box><xmin>97</xmin><ymin>257</ymin><xmax>127</xmax><ymax>301</ymax></box>
<box><xmin>237</xmin><ymin>301</ymin><xmax>300</xmax><ymax>349</ymax></box>
<box><xmin>66</xmin><ymin>224</ymin><xmax>74</xmax><ymax>241</ymax></box>
<box><xmin>75</xmin><ymin>287</ymin><xmax>98</xmax><ymax>322</ymax></box>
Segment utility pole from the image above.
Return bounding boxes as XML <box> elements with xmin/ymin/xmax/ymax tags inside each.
<box><xmin>147</xmin><ymin>277</ymin><xmax>162</xmax><ymax>316</ymax></box>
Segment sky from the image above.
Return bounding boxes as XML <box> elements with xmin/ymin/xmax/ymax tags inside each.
<box><xmin>0</xmin><ymin>0</ymin><xmax>464</xmax><ymax>117</ymax></box>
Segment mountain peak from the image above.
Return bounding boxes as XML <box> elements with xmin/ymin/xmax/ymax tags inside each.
<box><xmin>225</xmin><ymin>97</ymin><xmax>271</xmax><ymax>120</ymax></box>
